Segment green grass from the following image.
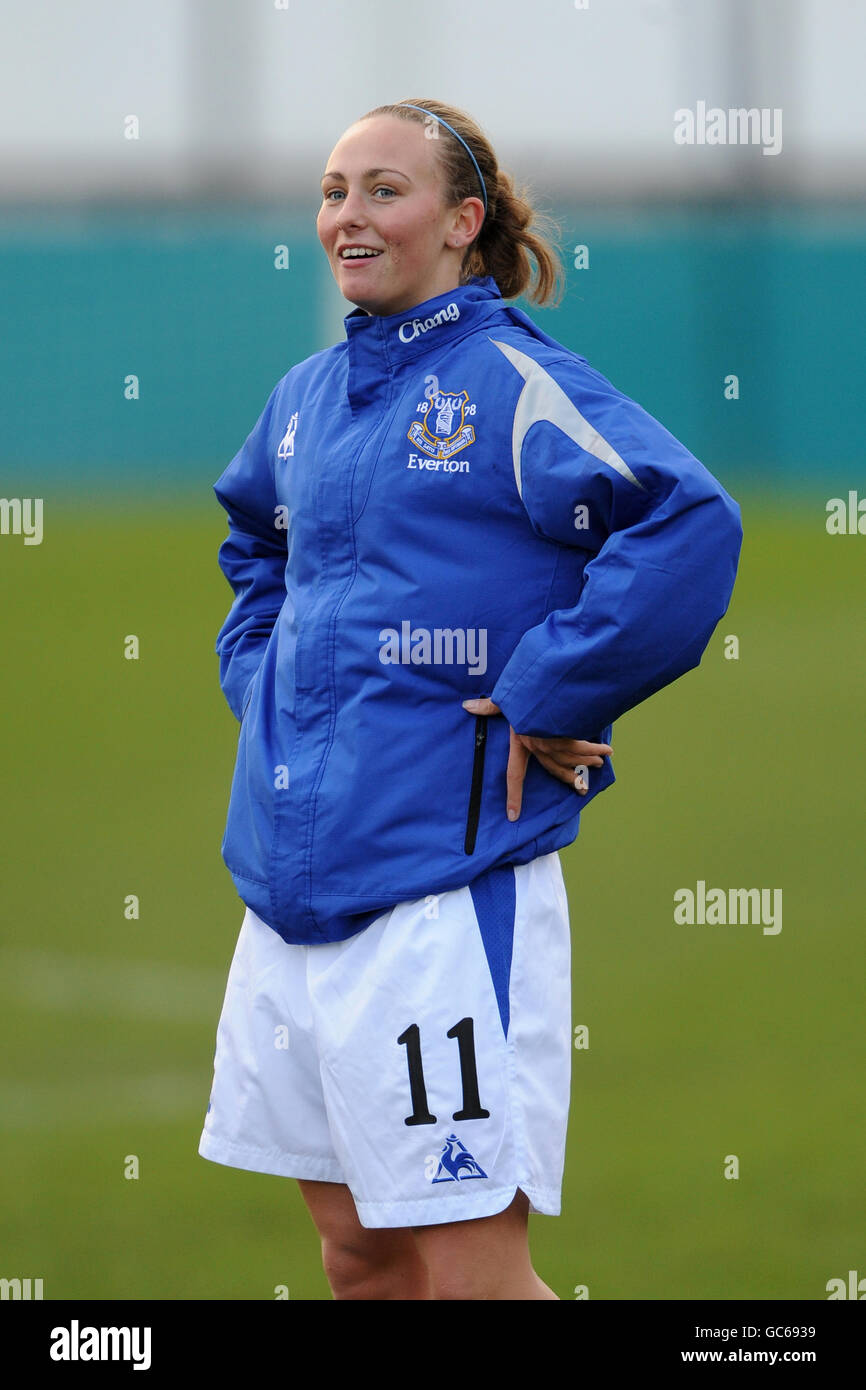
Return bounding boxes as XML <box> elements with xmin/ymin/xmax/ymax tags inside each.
<box><xmin>1</xmin><ymin>490</ymin><xmax>863</xmax><ymax>1300</ymax></box>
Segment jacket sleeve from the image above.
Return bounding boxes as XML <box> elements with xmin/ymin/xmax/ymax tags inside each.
<box><xmin>212</xmin><ymin>385</ymin><xmax>287</xmax><ymax>721</ymax></box>
<box><xmin>489</xmin><ymin>357</ymin><xmax>743</xmax><ymax>739</ymax></box>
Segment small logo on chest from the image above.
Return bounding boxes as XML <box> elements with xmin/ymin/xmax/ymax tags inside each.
<box><xmin>277</xmin><ymin>412</ymin><xmax>299</xmax><ymax>460</ymax></box>
<box><xmin>407</xmin><ymin>373</ymin><xmax>476</xmax><ymax>462</ymax></box>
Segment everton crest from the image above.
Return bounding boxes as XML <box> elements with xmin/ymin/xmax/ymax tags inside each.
<box><xmin>407</xmin><ymin>373</ymin><xmax>476</xmax><ymax>462</ymax></box>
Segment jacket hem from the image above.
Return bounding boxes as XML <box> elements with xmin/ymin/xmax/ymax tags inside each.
<box><xmin>225</xmin><ymin>865</ymin><xmax>271</xmax><ymax>890</ymax></box>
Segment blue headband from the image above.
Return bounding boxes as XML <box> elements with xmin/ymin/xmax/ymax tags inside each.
<box><xmin>399</xmin><ymin>103</ymin><xmax>488</xmax><ymax>217</ymax></box>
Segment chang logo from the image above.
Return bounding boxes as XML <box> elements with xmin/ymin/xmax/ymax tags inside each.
<box><xmin>398</xmin><ymin>302</ymin><xmax>460</xmax><ymax>343</ymax></box>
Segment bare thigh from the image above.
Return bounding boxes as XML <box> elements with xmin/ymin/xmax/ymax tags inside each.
<box><xmin>299</xmin><ymin>1180</ymin><xmax>552</xmax><ymax>1300</ymax></box>
<box><xmin>411</xmin><ymin>1187</ymin><xmax>549</xmax><ymax>1299</ymax></box>
<box><xmin>297</xmin><ymin>1179</ymin><xmax>429</xmax><ymax>1299</ymax></box>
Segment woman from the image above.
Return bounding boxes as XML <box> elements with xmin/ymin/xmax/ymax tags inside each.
<box><xmin>199</xmin><ymin>97</ymin><xmax>742</xmax><ymax>1300</ymax></box>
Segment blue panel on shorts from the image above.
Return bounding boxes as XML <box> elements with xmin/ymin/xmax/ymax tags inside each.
<box><xmin>468</xmin><ymin>863</ymin><xmax>517</xmax><ymax>1038</ymax></box>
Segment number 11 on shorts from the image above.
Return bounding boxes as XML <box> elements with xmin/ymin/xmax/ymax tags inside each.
<box><xmin>397</xmin><ymin>1017</ymin><xmax>491</xmax><ymax>1125</ymax></box>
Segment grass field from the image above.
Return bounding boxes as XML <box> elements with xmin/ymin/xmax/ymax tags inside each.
<box><xmin>1</xmin><ymin>489</ymin><xmax>863</xmax><ymax>1300</ymax></box>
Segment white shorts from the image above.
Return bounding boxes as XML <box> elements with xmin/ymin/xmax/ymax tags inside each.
<box><xmin>198</xmin><ymin>851</ymin><xmax>572</xmax><ymax>1229</ymax></box>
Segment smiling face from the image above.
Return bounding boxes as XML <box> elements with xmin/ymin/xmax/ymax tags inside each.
<box><xmin>317</xmin><ymin>113</ymin><xmax>485</xmax><ymax>317</ymax></box>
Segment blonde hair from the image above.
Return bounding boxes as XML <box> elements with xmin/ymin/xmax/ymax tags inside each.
<box><xmin>357</xmin><ymin>98</ymin><xmax>566</xmax><ymax>307</ymax></box>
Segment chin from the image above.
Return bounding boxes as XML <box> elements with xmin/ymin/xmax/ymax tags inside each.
<box><xmin>342</xmin><ymin>288</ymin><xmax>386</xmax><ymax>316</ymax></box>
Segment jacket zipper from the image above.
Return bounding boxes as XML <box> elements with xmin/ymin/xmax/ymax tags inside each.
<box><xmin>464</xmin><ymin>715</ymin><xmax>487</xmax><ymax>855</ymax></box>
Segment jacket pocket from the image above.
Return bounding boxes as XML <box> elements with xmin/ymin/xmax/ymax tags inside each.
<box><xmin>464</xmin><ymin>714</ymin><xmax>488</xmax><ymax>855</ymax></box>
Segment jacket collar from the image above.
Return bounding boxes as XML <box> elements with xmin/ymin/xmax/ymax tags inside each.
<box><xmin>343</xmin><ymin>275</ymin><xmax>506</xmax><ymax>381</ymax></box>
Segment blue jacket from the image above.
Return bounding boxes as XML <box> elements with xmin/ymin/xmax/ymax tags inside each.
<box><xmin>213</xmin><ymin>274</ymin><xmax>742</xmax><ymax>944</ymax></box>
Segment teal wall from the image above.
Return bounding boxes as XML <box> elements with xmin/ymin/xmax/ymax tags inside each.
<box><xmin>1</xmin><ymin>202</ymin><xmax>862</xmax><ymax>495</ymax></box>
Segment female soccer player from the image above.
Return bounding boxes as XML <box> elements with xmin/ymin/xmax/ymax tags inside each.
<box><xmin>199</xmin><ymin>97</ymin><xmax>742</xmax><ymax>1300</ymax></box>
